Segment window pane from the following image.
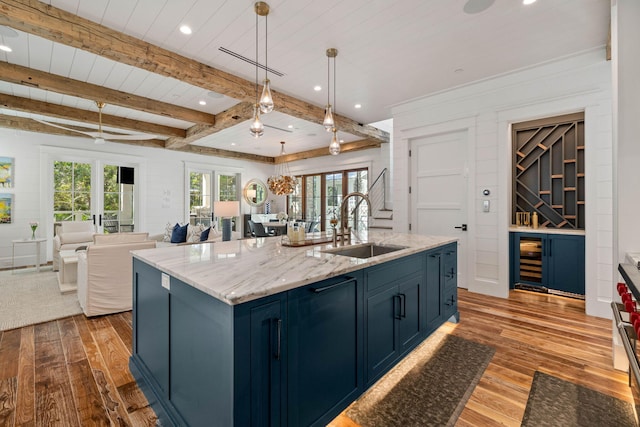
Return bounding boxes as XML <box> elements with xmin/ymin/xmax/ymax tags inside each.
<box><xmin>288</xmin><ymin>179</ymin><xmax>303</xmax><ymax>220</ymax></box>
<box><xmin>53</xmin><ymin>161</ymin><xmax>92</xmax><ymax>222</ymax></box>
<box><xmin>347</xmin><ymin>170</ymin><xmax>369</xmax><ymax>230</ymax></box>
<box><xmin>325</xmin><ymin>173</ymin><xmax>342</xmax><ymax>230</ymax></box>
<box><xmin>304</xmin><ymin>176</ymin><xmax>321</xmax><ymax>225</ymax></box>
<box><xmin>217</xmin><ymin>174</ymin><xmax>239</xmax><ymax>230</ymax></box>
<box><xmin>190</xmin><ymin>171</ymin><xmax>212</xmax><ymax>226</ymax></box>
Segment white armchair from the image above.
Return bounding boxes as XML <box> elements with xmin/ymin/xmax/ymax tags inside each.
<box><xmin>77</xmin><ymin>232</ymin><xmax>156</xmax><ymax>317</ymax></box>
<box><xmin>53</xmin><ymin>221</ymin><xmax>95</xmax><ymax>271</ymax></box>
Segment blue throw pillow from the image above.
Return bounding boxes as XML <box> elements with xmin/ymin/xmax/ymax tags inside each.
<box><xmin>170</xmin><ymin>223</ymin><xmax>188</xmax><ymax>243</ymax></box>
<box><xmin>200</xmin><ymin>226</ymin><xmax>211</xmax><ymax>241</ymax></box>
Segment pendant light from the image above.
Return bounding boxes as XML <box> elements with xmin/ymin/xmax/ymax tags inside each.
<box><xmin>324</xmin><ymin>48</ymin><xmax>341</xmax><ymax>155</ymax></box>
<box><xmin>323</xmin><ymin>48</ymin><xmax>338</xmax><ymax>131</ymax></box>
<box><xmin>257</xmin><ymin>2</ymin><xmax>274</xmax><ymax>114</ymax></box>
<box><xmin>267</xmin><ymin>141</ymin><xmax>297</xmax><ymax>195</ymax></box>
<box><xmin>250</xmin><ymin>2</ymin><xmax>271</xmax><ymax>138</ymax></box>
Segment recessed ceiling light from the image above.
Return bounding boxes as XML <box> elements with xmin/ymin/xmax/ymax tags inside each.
<box><xmin>523</xmin><ymin>0</ymin><xmax>536</xmax><ymax>4</ymax></box>
<box><xmin>231</xmin><ymin>142</ymin><xmax>236</xmax><ymax>146</ymax></box>
<box><xmin>180</xmin><ymin>25</ymin><xmax>192</xmax><ymax>35</ymax></box>
<box><xmin>287</xmin><ymin>125</ymin><xmax>293</xmax><ymax>129</ymax></box>
<box><xmin>199</xmin><ymin>100</ymin><xmax>206</xmax><ymax>106</ymax></box>
<box><xmin>0</xmin><ymin>45</ymin><xmax>12</xmax><ymax>52</ymax></box>
<box><xmin>354</xmin><ymin>104</ymin><xmax>362</xmax><ymax>109</ymax></box>
<box><xmin>314</xmin><ymin>85</ymin><xmax>322</xmax><ymax>91</ymax></box>
<box><xmin>339</xmin><ymin>139</ymin><xmax>344</xmax><ymax>143</ymax></box>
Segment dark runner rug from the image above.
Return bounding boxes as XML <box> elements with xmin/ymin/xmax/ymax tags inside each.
<box><xmin>521</xmin><ymin>371</ymin><xmax>637</xmax><ymax>427</ymax></box>
<box><xmin>346</xmin><ymin>332</ymin><xmax>495</xmax><ymax>427</ymax></box>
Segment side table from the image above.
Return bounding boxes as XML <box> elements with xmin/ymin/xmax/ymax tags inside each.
<box><xmin>12</xmin><ymin>238</ymin><xmax>47</xmax><ymax>273</ymax></box>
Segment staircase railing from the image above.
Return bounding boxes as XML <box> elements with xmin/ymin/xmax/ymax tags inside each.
<box><xmin>352</xmin><ymin>168</ymin><xmax>388</xmax><ymax>230</ymax></box>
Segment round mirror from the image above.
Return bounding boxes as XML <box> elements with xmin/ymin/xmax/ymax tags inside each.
<box><xmin>243</xmin><ymin>179</ymin><xmax>268</xmax><ymax>207</ymax></box>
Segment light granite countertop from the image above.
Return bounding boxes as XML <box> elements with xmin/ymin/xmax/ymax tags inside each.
<box><xmin>132</xmin><ymin>231</ymin><xmax>457</xmax><ymax>305</ymax></box>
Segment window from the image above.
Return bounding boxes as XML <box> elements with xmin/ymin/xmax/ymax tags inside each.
<box><xmin>287</xmin><ymin>168</ymin><xmax>368</xmax><ymax>231</ymax></box>
<box><xmin>217</xmin><ymin>173</ymin><xmax>240</xmax><ymax>231</ymax></box>
<box><xmin>53</xmin><ymin>160</ymin><xmax>92</xmax><ymax>222</ymax></box>
<box><xmin>189</xmin><ymin>171</ymin><xmax>212</xmax><ymax>226</ymax></box>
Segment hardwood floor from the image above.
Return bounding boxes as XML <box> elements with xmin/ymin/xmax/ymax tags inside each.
<box><xmin>0</xmin><ymin>289</ymin><xmax>631</xmax><ymax>426</ymax></box>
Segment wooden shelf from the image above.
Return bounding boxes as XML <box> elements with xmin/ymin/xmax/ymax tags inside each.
<box><xmin>512</xmin><ymin>114</ymin><xmax>584</xmax><ymax>230</ymax></box>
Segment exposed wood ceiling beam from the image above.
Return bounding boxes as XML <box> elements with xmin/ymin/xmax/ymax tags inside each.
<box><xmin>0</xmin><ymin>114</ymin><xmax>166</xmax><ymax>148</ymax></box>
<box><xmin>0</xmin><ymin>61</ymin><xmax>214</xmax><ymax>125</ymax></box>
<box><xmin>0</xmin><ymin>0</ymin><xmax>389</xmax><ymax>144</ymax></box>
<box><xmin>165</xmin><ymin>102</ymin><xmax>254</xmax><ymax>149</ymax></box>
<box><xmin>172</xmin><ymin>144</ymin><xmax>274</xmax><ymax>165</ymax></box>
<box><xmin>275</xmin><ymin>139</ymin><xmax>382</xmax><ymax>164</ymax></box>
<box><xmin>0</xmin><ymin>93</ymin><xmax>186</xmax><ymax>138</ymax></box>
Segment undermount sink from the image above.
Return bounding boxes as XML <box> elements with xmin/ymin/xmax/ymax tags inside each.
<box><xmin>322</xmin><ymin>243</ymin><xmax>407</xmax><ymax>259</ymax></box>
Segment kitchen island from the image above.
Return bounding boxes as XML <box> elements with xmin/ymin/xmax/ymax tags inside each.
<box><xmin>129</xmin><ymin>231</ymin><xmax>458</xmax><ymax>427</ymax></box>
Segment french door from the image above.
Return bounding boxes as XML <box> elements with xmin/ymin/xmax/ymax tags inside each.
<box><xmin>50</xmin><ymin>152</ymin><xmax>141</xmax><ymax>234</ymax></box>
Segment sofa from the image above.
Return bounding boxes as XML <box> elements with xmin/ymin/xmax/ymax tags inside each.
<box><xmin>152</xmin><ymin>222</ymin><xmax>236</xmax><ymax>247</ymax></box>
<box><xmin>53</xmin><ymin>221</ymin><xmax>95</xmax><ymax>271</ymax></box>
<box><xmin>77</xmin><ymin>232</ymin><xmax>156</xmax><ymax>317</ymax></box>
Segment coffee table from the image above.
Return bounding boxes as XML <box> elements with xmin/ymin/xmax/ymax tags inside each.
<box><xmin>57</xmin><ymin>249</ymin><xmax>79</xmax><ymax>293</ymax></box>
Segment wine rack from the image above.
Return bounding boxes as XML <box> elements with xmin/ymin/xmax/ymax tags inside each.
<box><xmin>512</xmin><ymin>112</ymin><xmax>585</xmax><ymax>229</ymax></box>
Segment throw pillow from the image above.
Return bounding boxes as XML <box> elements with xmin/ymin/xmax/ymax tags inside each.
<box><xmin>187</xmin><ymin>223</ymin><xmax>206</xmax><ymax>243</ymax></box>
<box><xmin>163</xmin><ymin>222</ymin><xmax>175</xmax><ymax>242</ymax></box>
<box><xmin>170</xmin><ymin>223</ymin><xmax>188</xmax><ymax>243</ymax></box>
<box><xmin>200</xmin><ymin>226</ymin><xmax>211</xmax><ymax>241</ymax></box>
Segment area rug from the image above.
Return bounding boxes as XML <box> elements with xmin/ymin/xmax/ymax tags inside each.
<box><xmin>521</xmin><ymin>371</ymin><xmax>637</xmax><ymax>427</ymax></box>
<box><xmin>346</xmin><ymin>332</ymin><xmax>495</xmax><ymax>427</ymax></box>
<box><xmin>0</xmin><ymin>271</ymin><xmax>82</xmax><ymax>331</ymax></box>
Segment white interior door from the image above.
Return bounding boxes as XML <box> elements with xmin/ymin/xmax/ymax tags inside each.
<box><xmin>411</xmin><ymin>131</ymin><xmax>468</xmax><ymax>288</ymax></box>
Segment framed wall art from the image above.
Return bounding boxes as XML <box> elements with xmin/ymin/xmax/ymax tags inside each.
<box><xmin>0</xmin><ymin>157</ymin><xmax>13</xmax><ymax>188</ymax></box>
<box><xmin>0</xmin><ymin>193</ymin><xmax>13</xmax><ymax>224</ymax></box>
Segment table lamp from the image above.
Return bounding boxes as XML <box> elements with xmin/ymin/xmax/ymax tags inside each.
<box><xmin>214</xmin><ymin>201</ymin><xmax>240</xmax><ymax>241</ymax></box>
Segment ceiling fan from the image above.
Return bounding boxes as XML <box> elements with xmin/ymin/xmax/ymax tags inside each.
<box><xmin>34</xmin><ymin>101</ymin><xmax>157</xmax><ymax>144</ymax></box>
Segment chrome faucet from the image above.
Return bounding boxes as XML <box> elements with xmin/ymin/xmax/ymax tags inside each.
<box><xmin>335</xmin><ymin>191</ymin><xmax>371</xmax><ymax>245</ymax></box>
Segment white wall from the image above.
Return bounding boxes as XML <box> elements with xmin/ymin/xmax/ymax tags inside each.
<box><xmin>391</xmin><ymin>49</ymin><xmax>613</xmax><ymax>318</ymax></box>
<box><xmin>612</xmin><ymin>0</ymin><xmax>640</xmax><ymax>369</ymax></box>
<box><xmin>0</xmin><ymin>129</ymin><xmax>273</xmax><ymax>269</ymax></box>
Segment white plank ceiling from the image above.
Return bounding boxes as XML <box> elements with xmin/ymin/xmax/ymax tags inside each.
<box><xmin>0</xmin><ymin>0</ymin><xmax>610</xmax><ymax>158</ymax></box>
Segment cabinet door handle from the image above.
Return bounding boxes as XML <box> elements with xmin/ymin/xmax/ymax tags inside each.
<box><xmin>311</xmin><ymin>277</ymin><xmax>354</xmax><ymax>293</ymax></box>
<box><xmin>92</xmin><ymin>214</ymin><xmax>96</xmax><ymax>225</ymax></box>
<box><xmin>400</xmin><ymin>293</ymin><xmax>406</xmax><ymax>318</ymax></box>
<box><xmin>394</xmin><ymin>295</ymin><xmax>402</xmax><ymax>320</ymax></box>
<box><xmin>273</xmin><ymin>318</ymin><xmax>282</xmax><ymax>361</ymax></box>
<box><xmin>549</xmin><ymin>240</ymin><xmax>552</xmax><ymax>257</ymax></box>
<box><xmin>99</xmin><ymin>214</ymin><xmax>102</xmax><ymax>226</ymax></box>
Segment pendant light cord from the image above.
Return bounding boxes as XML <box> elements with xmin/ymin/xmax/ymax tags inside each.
<box><xmin>333</xmin><ymin>53</ymin><xmax>336</xmax><ymax>119</ymax></box>
<box><xmin>327</xmin><ymin>54</ymin><xmax>330</xmax><ymax>107</ymax></box>
<box><xmin>264</xmin><ymin>13</ymin><xmax>268</xmax><ymax>80</ymax></box>
<box><xmin>255</xmin><ymin>11</ymin><xmax>259</xmax><ymax>103</ymax></box>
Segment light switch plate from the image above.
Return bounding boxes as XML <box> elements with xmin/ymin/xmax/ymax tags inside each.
<box><xmin>161</xmin><ymin>273</ymin><xmax>170</xmax><ymax>291</ymax></box>
<box><xmin>483</xmin><ymin>200</ymin><xmax>490</xmax><ymax>212</ymax></box>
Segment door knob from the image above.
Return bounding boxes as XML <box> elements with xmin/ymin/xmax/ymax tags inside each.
<box><xmin>454</xmin><ymin>224</ymin><xmax>467</xmax><ymax>231</ymax></box>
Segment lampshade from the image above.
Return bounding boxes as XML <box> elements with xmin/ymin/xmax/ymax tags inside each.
<box><xmin>214</xmin><ymin>201</ymin><xmax>240</xmax><ymax>218</ymax></box>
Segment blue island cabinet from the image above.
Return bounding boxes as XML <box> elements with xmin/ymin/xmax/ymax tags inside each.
<box><xmin>130</xmin><ymin>245</ymin><xmax>458</xmax><ymax>427</ymax></box>
<box><xmin>364</xmin><ymin>254</ymin><xmax>425</xmax><ymax>385</ymax></box>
